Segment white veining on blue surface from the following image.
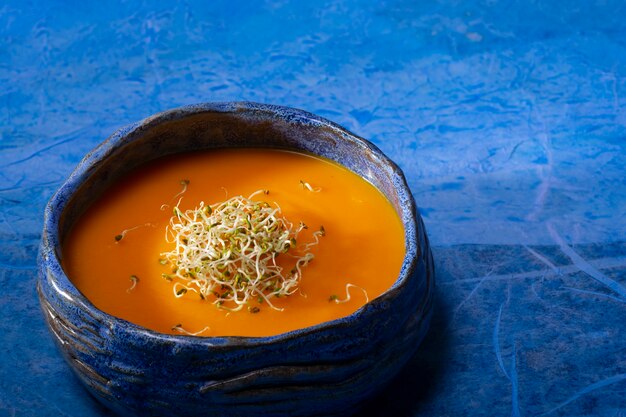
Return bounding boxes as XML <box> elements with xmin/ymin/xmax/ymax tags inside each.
<box><xmin>540</xmin><ymin>373</ymin><xmax>626</xmax><ymax>416</ymax></box>
<box><xmin>1</xmin><ymin>0</ymin><xmax>625</xmax><ymax>416</ymax></box>
<box><xmin>563</xmin><ymin>287</ymin><xmax>626</xmax><ymax>304</ymax></box>
<box><xmin>548</xmin><ymin>222</ymin><xmax>626</xmax><ymax>300</ymax></box>
<box><xmin>439</xmin><ymin>255</ymin><xmax>626</xmax><ymax>285</ymax></box>
<box><xmin>524</xmin><ymin>246</ymin><xmax>561</xmax><ymax>275</ymax></box>
<box><xmin>493</xmin><ymin>302</ymin><xmax>509</xmax><ymax>380</ymax></box>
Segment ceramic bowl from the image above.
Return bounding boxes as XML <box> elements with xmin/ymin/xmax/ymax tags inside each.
<box><xmin>37</xmin><ymin>102</ymin><xmax>435</xmax><ymax>417</ymax></box>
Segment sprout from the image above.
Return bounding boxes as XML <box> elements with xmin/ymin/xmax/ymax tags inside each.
<box><xmin>304</xmin><ymin>226</ymin><xmax>326</xmax><ymax>250</ymax></box>
<box><xmin>173</xmin><ymin>179</ymin><xmax>190</xmax><ymax>199</ymax></box>
<box><xmin>330</xmin><ymin>283</ymin><xmax>369</xmax><ymax>304</ymax></box>
<box><xmin>171</xmin><ymin>323</ymin><xmax>210</xmax><ymax>336</ymax></box>
<box><xmin>300</xmin><ymin>180</ymin><xmax>321</xmax><ymax>192</ymax></box>
<box><xmin>126</xmin><ymin>275</ymin><xmax>139</xmax><ymax>293</ymax></box>
<box><xmin>161</xmin><ymin>179</ymin><xmax>191</xmax><ymax>211</ymax></box>
<box><xmin>114</xmin><ymin>223</ymin><xmax>153</xmax><ymax>242</ymax></box>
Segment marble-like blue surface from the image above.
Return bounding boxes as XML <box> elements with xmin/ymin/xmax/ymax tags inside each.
<box><xmin>1</xmin><ymin>1</ymin><xmax>625</xmax><ymax>416</ymax></box>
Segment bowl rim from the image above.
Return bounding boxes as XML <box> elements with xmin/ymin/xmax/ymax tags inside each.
<box><xmin>39</xmin><ymin>101</ymin><xmax>423</xmax><ymax>346</ymax></box>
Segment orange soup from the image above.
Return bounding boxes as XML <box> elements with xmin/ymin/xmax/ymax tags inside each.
<box><xmin>63</xmin><ymin>149</ymin><xmax>405</xmax><ymax>337</ymax></box>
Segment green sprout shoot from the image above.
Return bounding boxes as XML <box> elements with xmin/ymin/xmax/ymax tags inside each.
<box><xmin>114</xmin><ymin>223</ymin><xmax>153</xmax><ymax>242</ymax></box>
<box><xmin>300</xmin><ymin>180</ymin><xmax>321</xmax><ymax>192</ymax></box>
<box><xmin>171</xmin><ymin>323</ymin><xmax>210</xmax><ymax>336</ymax></box>
<box><xmin>304</xmin><ymin>226</ymin><xmax>326</xmax><ymax>250</ymax></box>
<box><xmin>329</xmin><ymin>283</ymin><xmax>369</xmax><ymax>304</ymax></box>
<box><xmin>174</xmin><ymin>179</ymin><xmax>190</xmax><ymax>199</ymax></box>
<box><xmin>126</xmin><ymin>275</ymin><xmax>139</xmax><ymax>293</ymax></box>
<box><xmin>161</xmin><ymin>179</ymin><xmax>191</xmax><ymax>211</ymax></box>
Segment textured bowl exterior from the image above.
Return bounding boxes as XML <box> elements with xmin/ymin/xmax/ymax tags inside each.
<box><xmin>37</xmin><ymin>102</ymin><xmax>435</xmax><ymax>417</ymax></box>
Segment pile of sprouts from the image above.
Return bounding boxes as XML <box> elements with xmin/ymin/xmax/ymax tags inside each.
<box><xmin>159</xmin><ymin>189</ymin><xmax>325</xmax><ymax>313</ymax></box>
<box><xmin>117</xmin><ymin>178</ymin><xmax>369</xmax><ymax>336</ymax></box>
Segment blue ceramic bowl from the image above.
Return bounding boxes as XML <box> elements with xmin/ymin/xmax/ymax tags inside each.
<box><xmin>37</xmin><ymin>102</ymin><xmax>435</xmax><ymax>417</ymax></box>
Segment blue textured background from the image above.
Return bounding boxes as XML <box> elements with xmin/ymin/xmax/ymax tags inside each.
<box><xmin>1</xmin><ymin>1</ymin><xmax>625</xmax><ymax>416</ymax></box>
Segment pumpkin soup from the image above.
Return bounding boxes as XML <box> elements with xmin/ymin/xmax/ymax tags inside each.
<box><xmin>63</xmin><ymin>149</ymin><xmax>405</xmax><ymax>337</ymax></box>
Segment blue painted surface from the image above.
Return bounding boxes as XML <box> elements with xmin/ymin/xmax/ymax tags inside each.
<box><xmin>1</xmin><ymin>1</ymin><xmax>625</xmax><ymax>416</ymax></box>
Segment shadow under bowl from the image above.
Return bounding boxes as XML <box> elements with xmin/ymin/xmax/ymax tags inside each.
<box><xmin>37</xmin><ymin>102</ymin><xmax>435</xmax><ymax>417</ymax></box>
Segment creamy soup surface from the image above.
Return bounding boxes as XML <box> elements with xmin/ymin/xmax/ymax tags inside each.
<box><xmin>63</xmin><ymin>149</ymin><xmax>405</xmax><ymax>337</ymax></box>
